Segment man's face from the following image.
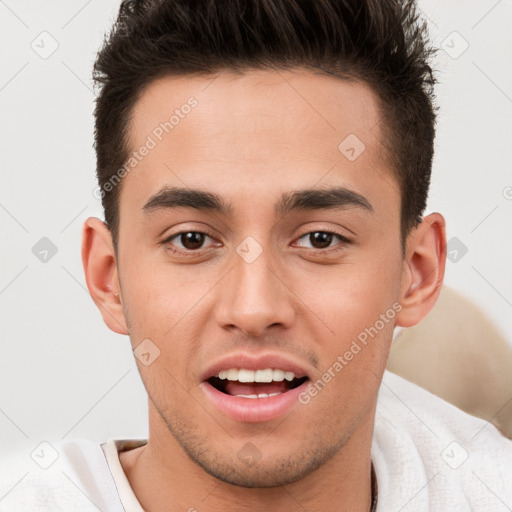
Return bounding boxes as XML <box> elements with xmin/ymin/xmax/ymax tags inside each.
<box><xmin>115</xmin><ymin>68</ymin><xmax>406</xmax><ymax>486</ymax></box>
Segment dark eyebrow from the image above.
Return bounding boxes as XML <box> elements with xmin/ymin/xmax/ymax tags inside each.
<box><xmin>275</xmin><ymin>187</ymin><xmax>373</xmax><ymax>217</ymax></box>
<box><xmin>142</xmin><ymin>186</ymin><xmax>373</xmax><ymax>217</ymax></box>
<box><xmin>143</xmin><ymin>186</ymin><xmax>233</xmax><ymax>216</ymax></box>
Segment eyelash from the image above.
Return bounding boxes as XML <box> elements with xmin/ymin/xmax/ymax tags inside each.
<box><xmin>160</xmin><ymin>229</ymin><xmax>352</xmax><ymax>256</ymax></box>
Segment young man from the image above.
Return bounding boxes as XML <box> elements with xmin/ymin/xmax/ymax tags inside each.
<box><xmin>3</xmin><ymin>0</ymin><xmax>512</xmax><ymax>510</ymax></box>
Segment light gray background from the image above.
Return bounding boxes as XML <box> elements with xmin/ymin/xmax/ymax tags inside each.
<box><xmin>1</xmin><ymin>0</ymin><xmax>511</xmax><ymax>463</ymax></box>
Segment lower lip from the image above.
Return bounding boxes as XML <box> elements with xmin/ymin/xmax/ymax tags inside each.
<box><xmin>200</xmin><ymin>380</ymin><xmax>310</xmax><ymax>423</ymax></box>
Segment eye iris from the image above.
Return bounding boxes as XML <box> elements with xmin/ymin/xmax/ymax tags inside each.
<box><xmin>310</xmin><ymin>232</ymin><xmax>332</xmax><ymax>249</ymax></box>
<box><xmin>181</xmin><ymin>232</ymin><xmax>205</xmax><ymax>250</ymax></box>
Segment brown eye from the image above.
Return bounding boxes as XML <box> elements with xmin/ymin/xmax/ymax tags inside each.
<box><xmin>308</xmin><ymin>232</ymin><xmax>333</xmax><ymax>249</ymax></box>
<box><xmin>295</xmin><ymin>230</ymin><xmax>351</xmax><ymax>252</ymax></box>
<box><xmin>162</xmin><ymin>231</ymin><xmax>216</xmax><ymax>254</ymax></box>
<box><xmin>178</xmin><ymin>232</ymin><xmax>206</xmax><ymax>250</ymax></box>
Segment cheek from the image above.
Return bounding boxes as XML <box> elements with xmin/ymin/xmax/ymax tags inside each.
<box><xmin>119</xmin><ymin>255</ymin><xmax>206</xmax><ymax>335</ymax></box>
<box><xmin>297</xmin><ymin>260</ymin><xmax>400</xmax><ymax>417</ymax></box>
<box><xmin>292</xmin><ymin>254</ymin><xmax>401</xmax><ymax>343</ymax></box>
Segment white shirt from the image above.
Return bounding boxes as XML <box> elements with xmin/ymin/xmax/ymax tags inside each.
<box><xmin>2</xmin><ymin>370</ymin><xmax>511</xmax><ymax>511</ymax></box>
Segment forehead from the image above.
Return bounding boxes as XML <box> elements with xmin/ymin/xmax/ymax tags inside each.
<box><xmin>120</xmin><ymin>68</ymin><xmax>398</xmax><ymax>222</ymax></box>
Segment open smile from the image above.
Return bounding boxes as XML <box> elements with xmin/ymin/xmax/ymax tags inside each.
<box><xmin>201</xmin><ymin>366</ymin><xmax>311</xmax><ymax>422</ymax></box>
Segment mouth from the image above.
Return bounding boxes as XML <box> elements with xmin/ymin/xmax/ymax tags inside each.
<box><xmin>201</xmin><ymin>366</ymin><xmax>311</xmax><ymax>423</ymax></box>
<box><xmin>207</xmin><ymin>369</ymin><xmax>309</xmax><ymax>399</ymax></box>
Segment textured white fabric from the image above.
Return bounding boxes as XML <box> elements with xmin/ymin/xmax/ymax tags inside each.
<box><xmin>2</xmin><ymin>370</ymin><xmax>511</xmax><ymax>511</ymax></box>
<box><xmin>372</xmin><ymin>371</ymin><xmax>512</xmax><ymax>511</ymax></box>
<box><xmin>101</xmin><ymin>439</ymin><xmax>146</xmax><ymax>512</ymax></box>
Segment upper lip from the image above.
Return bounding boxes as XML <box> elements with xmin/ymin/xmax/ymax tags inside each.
<box><xmin>200</xmin><ymin>352</ymin><xmax>313</xmax><ymax>382</ymax></box>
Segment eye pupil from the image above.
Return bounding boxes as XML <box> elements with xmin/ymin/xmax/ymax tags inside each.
<box><xmin>310</xmin><ymin>232</ymin><xmax>332</xmax><ymax>249</ymax></box>
<box><xmin>181</xmin><ymin>232</ymin><xmax>205</xmax><ymax>250</ymax></box>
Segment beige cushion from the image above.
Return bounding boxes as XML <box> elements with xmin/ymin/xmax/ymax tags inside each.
<box><xmin>387</xmin><ymin>285</ymin><xmax>512</xmax><ymax>438</ymax></box>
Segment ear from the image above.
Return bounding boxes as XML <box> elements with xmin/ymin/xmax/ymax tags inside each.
<box><xmin>395</xmin><ymin>212</ymin><xmax>447</xmax><ymax>328</ymax></box>
<box><xmin>81</xmin><ymin>217</ymin><xmax>129</xmax><ymax>335</ymax></box>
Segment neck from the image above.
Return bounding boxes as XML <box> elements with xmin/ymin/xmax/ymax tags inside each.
<box><xmin>120</xmin><ymin>405</ymin><xmax>376</xmax><ymax>512</ymax></box>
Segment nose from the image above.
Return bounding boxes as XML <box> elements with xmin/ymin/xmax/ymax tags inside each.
<box><xmin>215</xmin><ymin>244</ymin><xmax>296</xmax><ymax>337</ymax></box>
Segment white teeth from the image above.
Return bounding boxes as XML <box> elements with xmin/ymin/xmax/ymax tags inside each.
<box><xmin>238</xmin><ymin>369</ymin><xmax>255</xmax><ymax>382</ymax></box>
<box><xmin>284</xmin><ymin>371</ymin><xmax>295</xmax><ymax>382</ymax></box>
<box><xmin>215</xmin><ymin>368</ymin><xmax>298</xmax><ymax>382</ymax></box>
<box><xmin>255</xmin><ymin>369</ymin><xmax>273</xmax><ymax>382</ymax></box>
<box><xmin>226</xmin><ymin>368</ymin><xmax>238</xmax><ymax>381</ymax></box>
<box><xmin>272</xmin><ymin>369</ymin><xmax>285</xmax><ymax>381</ymax></box>
<box><xmin>235</xmin><ymin>392</ymin><xmax>283</xmax><ymax>399</ymax></box>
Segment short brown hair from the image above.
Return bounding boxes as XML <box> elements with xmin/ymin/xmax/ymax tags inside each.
<box><xmin>93</xmin><ymin>0</ymin><xmax>437</xmax><ymax>253</ymax></box>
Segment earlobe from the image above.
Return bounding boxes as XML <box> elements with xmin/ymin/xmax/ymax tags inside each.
<box><xmin>81</xmin><ymin>217</ymin><xmax>129</xmax><ymax>335</ymax></box>
<box><xmin>395</xmin><ymin>213</ymin><xmax>447</xmax><ymax>328</ymax></box>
